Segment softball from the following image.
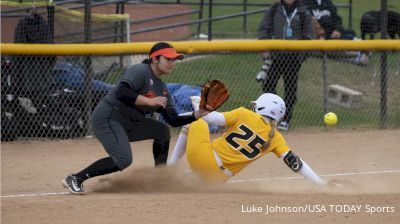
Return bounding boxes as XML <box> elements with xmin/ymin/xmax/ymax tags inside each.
<box><xmin>324</xmin><ymin>112</ymin><xmax>338</xmax><ymax>126</ymax></box>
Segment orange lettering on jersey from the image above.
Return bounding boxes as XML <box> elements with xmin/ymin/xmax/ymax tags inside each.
<box><xmin>143</xmin><ymin>91</ymin><xmax>156</xmax><ymax>98</ymax></box>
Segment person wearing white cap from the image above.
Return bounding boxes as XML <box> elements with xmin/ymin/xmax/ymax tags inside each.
<box><xmin>168</xmin><ymin>93</ymin><xmax>328</xmax><ymax>186</ymax></box>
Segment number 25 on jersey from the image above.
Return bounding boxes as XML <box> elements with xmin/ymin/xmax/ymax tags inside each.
<box><xmin>225</xmin><ymin>124</ymin><xmax>266</xmax><ymax>160</ymax></box>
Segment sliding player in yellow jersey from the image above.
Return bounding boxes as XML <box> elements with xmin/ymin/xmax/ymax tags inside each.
<box><xmin>168</xmin><ymin>93</ymin><xmax>327</xmax><ymax>185</ymax></box>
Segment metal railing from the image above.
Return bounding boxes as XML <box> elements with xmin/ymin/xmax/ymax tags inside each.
<box><xmin>137</xmin><ymin>0</ymin><xmax>353</xmax><ymax>33</ymax></box>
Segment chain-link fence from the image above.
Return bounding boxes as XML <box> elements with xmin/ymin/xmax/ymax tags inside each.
<box><xmin>1</xmin><ymin>45</ymin><xmax>399</xmax><ymax>141</ymax></box>
<box><xmin>3</xmin><ymin>0</ymin><xmax>399</xmax><ymax>43</ymax></box>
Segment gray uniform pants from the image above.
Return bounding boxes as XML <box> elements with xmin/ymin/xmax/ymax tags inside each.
<box><xmin>91</xmin><ymin>101</ymin><xmax>170</xmax><ymax>170</ymax></box>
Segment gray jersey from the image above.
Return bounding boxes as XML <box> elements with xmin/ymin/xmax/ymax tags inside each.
<box><xmin>104</xmin><ymin>63</ymin><xmax>174</xmax><ymax>120</ymax></box>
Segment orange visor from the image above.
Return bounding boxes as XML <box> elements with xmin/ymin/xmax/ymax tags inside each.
<box><xmin>149</xmin><ymin>48</ymin><xmax>184</xmax><ymax>60</ymax></box>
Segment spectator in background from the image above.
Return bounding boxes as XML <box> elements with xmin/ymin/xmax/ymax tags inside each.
<box><xmin>302</xmin><ymin>0</ymin><xmax>369</xmax><ymax>65</ymax></box>
<box><xmin>256</xmin><ymin>0</ymin><xmax>315</xmax><ymax>131</ymax></box>
<box><xmin>302</xmin><ymin>0</ymin><xmax>354</xmax><ymax>40</ymax></box>
<box><xmin>12</xmin><ymin>10</ymin><xmax>57</xmax><ymax>100</ymax></box>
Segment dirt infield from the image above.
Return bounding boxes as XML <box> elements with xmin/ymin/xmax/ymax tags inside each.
<box><xmin>2</xmin><ymin>129</ymin><xmax>400</xmax><ymax>224</ymax></box>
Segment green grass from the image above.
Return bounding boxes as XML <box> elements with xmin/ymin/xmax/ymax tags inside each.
<box><xmin>106</xmin><ymin>55</ymin><xmax>399</xmax><ymax>130</ymax></box>
<box><xmin>101</xmin><ymin>1</ymin><xmax>400</xmax><ymax>130</ymax></box>
<box><xmin>159</xmin><ymin>51</ymin><xmax>400</xmax><ymax>130</ymax></box>
<box><xmin>175</xmin><ymin>0</ymin><xmax>400</xmax><ymax>129</ymax></box>
<box><xmin>296</xmin><ymin>52</ymin><xmax>400</xmax><ymax>129</ymax></box>
<box><xmin>102</xmin><ymin>1</ymin><xmax>400</xmax><ymax>129</ymax></box>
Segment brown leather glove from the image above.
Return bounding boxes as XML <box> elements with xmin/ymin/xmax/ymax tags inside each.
<box><xmin>199</xmin><ymin>80</ymin><xmax>229</xmax><ymax>111</ymax></box>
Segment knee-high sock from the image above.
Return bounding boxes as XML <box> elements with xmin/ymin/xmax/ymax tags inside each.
<box><xmin>168</xmin><ymin>125</ymin><xmax>189</xmax><ymax>165</ymax></box>
<box><xmin>75</xmin><ymin>157</ymin><xmax>120</xmax><ymax>181</ymax></box>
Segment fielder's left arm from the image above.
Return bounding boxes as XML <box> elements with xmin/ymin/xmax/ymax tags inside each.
<box><xmin>167</xmin><ymin>111</ymin><xmax>226</xmax><ymax>165</ymax></box>
<box><xmin>202</xmin><ymin>111</ymin><xmax>226</xmax><ymax>126</ymax></box>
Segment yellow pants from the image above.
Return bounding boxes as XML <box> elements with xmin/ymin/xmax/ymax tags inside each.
<box><xmin>186</xmin><ymin>119</ymin><xmax>229</xmax><ymax>183</ymax></box>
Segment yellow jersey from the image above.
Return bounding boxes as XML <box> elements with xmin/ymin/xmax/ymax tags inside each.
<box><xmin>212</xmin><ymin>107</ymin><xmax>289</xmax><ymax>175</ymax></box>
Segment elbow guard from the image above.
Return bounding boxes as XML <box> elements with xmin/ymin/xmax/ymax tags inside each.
<box><xmin>283</xmin><ymin>151</ymin><xmax>303</xmax><ymax>173</ymax></box>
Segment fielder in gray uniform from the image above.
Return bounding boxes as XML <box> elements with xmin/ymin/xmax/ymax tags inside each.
<box><xmin>63</xmin><ymin>42</ymin><xmax>209</xmax><ymax>194</ymax></box>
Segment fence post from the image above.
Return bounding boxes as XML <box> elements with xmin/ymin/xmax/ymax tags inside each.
<box><xmin>380</xmin><ymin>0</ymin><xmax>388</xmax><ymax>128</ymax></box>
<box><xmin>120</xmin><ymin>1</ymin><xmax>126</xmax><ymax>43</ymax></box>
<box><xmin>114</xmin><ymin>2</ymin><xmax>121</xmax><ymax>43</ymax></box>
<box><xmin>208</xmin><ymin>0</ymin><xmax>213</xmax><ymax>41</ymax></box>
<box><xmin>243</xmin><ymin>0</ymin><xmax>247</xmax><ymax>35</ymax></box>
<box><xmin>197</xmin><ymin>0</ymin><xmax>204</xmax><ymax>38</ymax></box>
<box><xmin>348</xmin><ymin>0</ymin><xmax>352</xmax><ymax>30</ymax></box>
<box><xmin>322</xmin><ymin>52</ymin><xmax>328</xmax><ymax>117</ymax></box>
<box><xmin>84</xmin><ymin>0</ymin><xmax>93</xmax><ymax>135</ymax></box>
<box><xmin>115</xmin><ymin>1</ymin><xmax>125</xmax><ymax>68</ymax></box>
<box><xmin>47</xmin><ymin>3</ymin><xmax>54</xmax><ymax>41</ymax></box>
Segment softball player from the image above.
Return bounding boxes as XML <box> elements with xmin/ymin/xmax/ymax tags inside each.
<box><xmin>169</xmin><ymin>93</ymin><xmax>327</xmax><ymax>185</ymax></box>
<box><xmin>63</xmin><ymin>42</ymin><xmax>209</xmax><ymax>194</ymax></box>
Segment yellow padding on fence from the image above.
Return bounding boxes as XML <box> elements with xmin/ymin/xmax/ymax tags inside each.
<box><xmin>1</xmin><ymin>2</ymin><xmax>128</xmax><ymax>22</ymax></box>
<box><xmin>1</xmin><ymin>40</ymin><xmax>400</xmax><ymax>56</ymax></box>
<box><xmin>0</xmin><ymin>1</ymin><xmax>53</xmax><ymax>7</ymax></box>
<box><xmin>55</xmin><ymin>6</ymin><xmax>129</xmax><ymax>22</ymax></box>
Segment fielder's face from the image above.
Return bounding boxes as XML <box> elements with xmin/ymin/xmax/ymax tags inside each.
<box><xmin>156</xmin><ymin>56</ymin><xmax>176</xmax><ymax>74</ymax></box>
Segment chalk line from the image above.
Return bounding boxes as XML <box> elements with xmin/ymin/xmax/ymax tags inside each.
<box><xmin>227</xmin><ymin>169</ymin><xmax>400</xmax><ymax>183</ymax></box>
<box><xmin>2</xmin><ymin>169</ymin><xmax>399</xmax><ymax>198</ymax></box>
<box><xmin>1</xmin><ymin>192</ymin><xmax>70</xmax><ymax>198</ymax></box>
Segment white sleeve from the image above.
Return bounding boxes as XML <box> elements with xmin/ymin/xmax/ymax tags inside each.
<box><xmin>280</xmin><ymin>151</ymin><xmax>327</xmax><ymax>186</ymax></box>
<box><xmin>298</xmin><ymin>160</ymin><xmax>327</xmax><ymax>186</ymax></box>
<box><xmin>202</xmin><ymin>111</ymin><xmax>226</xmax><ymax>126</ymax></box>
<box><xmin>167</xmin><ymin>132</ymin><xmax>187</xmax><ymax>165</ymax></box>
<box><xmin>167</xmin><ymin>123</ymin><xmax>191</xmax><ymax>165</ymax></box>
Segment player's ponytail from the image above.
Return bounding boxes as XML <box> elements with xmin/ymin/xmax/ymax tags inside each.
<box><xmin>142</xmin><ymin>58</ymin><xmax>152</xmax><ymax>64</ymax></box>
<box><xmin>260</xmin><ymin>116</ymin><xmax>277</xmax><ymax>151</ymax></box>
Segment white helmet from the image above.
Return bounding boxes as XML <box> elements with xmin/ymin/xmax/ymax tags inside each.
<box><xmin>252</xmin><ymin>93</ymin><xmax>286</xmax><ymax>122</ymax></box>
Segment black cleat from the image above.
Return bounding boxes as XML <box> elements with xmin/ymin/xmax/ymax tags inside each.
<box><xmin>63</xmin><ymin>174</ymin><xmax>85</xmax><ymax>195</ymax></box>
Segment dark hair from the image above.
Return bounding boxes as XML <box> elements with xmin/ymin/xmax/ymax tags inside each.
<box><xmin>142</xmin><ymin>42</ymin><xmax>174</xmax><ymax>64</ymax></box>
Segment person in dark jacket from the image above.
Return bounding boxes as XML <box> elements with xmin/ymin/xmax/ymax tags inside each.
<box><xmin>63</xmin><ymin>42</ymin><xmax>210</xmax><ymax>194</ymax></box>
<box><xmin>257</xmin><ymin>0</ymin><xmax>315</xmax><ymax>131</ymax></box>
<box><xmin>302</xmin><ymin>0</ymin><xmax>369</xmax><ymax>65</ymax></box>
<box><xmin>12</xmin><ymin>12</ymin><xmax>56</xmax><ymax>98</ymax></box>
<box><xmin>302</xmin><ymin>0</ymin><xmax>354</xmax><ymax>40</ymax></box>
